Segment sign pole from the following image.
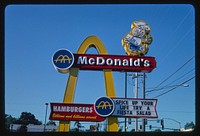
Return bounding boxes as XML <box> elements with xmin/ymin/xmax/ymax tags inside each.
<box><xmin>135</xmin><ymin>72</ymin><xmax>138</xmax><ymax>131</ymax></box>
<box><xmin>125</xmin><ymin>72</ymin><xmax>127</xmax><ymax>132</ymax></box>
<box><xmin>142</xmin><ymin>72</ymin><xmax>146</xmax><ymax>132</ymax></box>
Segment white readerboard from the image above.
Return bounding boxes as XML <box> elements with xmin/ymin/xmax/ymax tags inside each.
<box><xmin>111</xmin><ymin>98</ymin><xmax>158</xmax><ymax>118</ymax></box>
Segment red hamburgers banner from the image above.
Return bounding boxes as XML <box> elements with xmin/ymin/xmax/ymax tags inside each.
<box><xmin>49</xmin><ymin>103</ymin><xmax>105</xmax><ymax>122</ymax></box>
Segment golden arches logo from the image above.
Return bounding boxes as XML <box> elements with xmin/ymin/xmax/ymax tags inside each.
<box><xmin>96</xmin><ymin>101</ymin><xmax>113</xmax><ymax>110</ymax></box>
<box><xmin>54</xmin><ymin>55</ymin><xmax>72</xmax><ymax>63</ymax></box>
<box><xmin>57</xmin><ymin>36</ymin><xmax>118</xmax><ymax>132</ymax></box>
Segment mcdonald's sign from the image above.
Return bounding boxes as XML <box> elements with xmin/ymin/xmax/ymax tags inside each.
<box><xmin>73</xmin><ymin>54</ymin><xmax>156</xmax><ymax>72</ymax></box>
<box><xmin>52</xmin><ymin>35</ymin><xmax>156</xmax><ymax>132</ymax></box>
<box><xmin>52</xmin><ymin>50</ymin><xmax>156</xmax><ymax>73</ymax></box>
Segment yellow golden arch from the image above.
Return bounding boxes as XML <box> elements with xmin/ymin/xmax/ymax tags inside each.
<box><xmin>58</xmin><ymin>36</ymin><xmax>118</xmax><ymax>132</ymax></box>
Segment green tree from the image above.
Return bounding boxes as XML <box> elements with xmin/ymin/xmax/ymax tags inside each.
<box><xmin>15</xmin><ymin>112</ymin><xmax>42</xmax><ymax>125</ymax></box>
<box><xmin>184</xmin><ymin>121</ymin><xmax>195</xmax><ymax>129</ymax></box>
<box><xmin>5</xmin><ymin>114</ymin><xmax>17</xmax><ymax>130</ymax></box>
<box><xmin>74</xmin><ymin>121</ymin><xmax>84</xmax><ymax>132</ymax></box>
<box><xmin>17</xmin><ymin>125</ymin><xmax>27</xmax><ymax>132</ymax></box>
<box><xmin>154</xmin><ymin>128</ymin><xmax>162</xmax><ymax>132</ymax></box>
<box><xmin>47</xmin><ymin>120</ymin><xmax>56</xmax><ymax>126</ymax></box>
<box><xmin>130</xmin><ymin>129</ymin><xmax>135</xmax><ymax>132</ymax></box>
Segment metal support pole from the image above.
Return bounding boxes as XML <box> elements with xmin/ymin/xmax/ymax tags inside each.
<box><xmin>142</xmin><ymin>72</ymin><xmax>146</xmax><ymax>132</ymax></box>
<box><xmin>44</xmin><ymin>103</ymin><xmax>48</xmax><ymax>132</ymax></box>
<box><xmin>134</xmin><ymin>72</ymin><xmax>138</xmax><ymax>131</ymax></box>
<box><xmin>124</xmin><ymin>72</ymin><xmax>127</xmax><ymax>132</ymax></box>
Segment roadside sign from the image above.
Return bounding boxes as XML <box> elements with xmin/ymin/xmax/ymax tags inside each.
<box><xmin>49</xmin><ymin>97</ymin><xmax>158</xmax><ymax>122</ymax></box>
<box><xmin>111</xmin><ymin>98</ymin><xmax>158</xmax><ymax>118</ymax></box>
<box><xmin>52</xmin><ymin>49</ymin><xmax>156</xmax><ymax>73</ymax></box>
<box><xmin>49</xmin><ymin>103</ymin><xmax>105</xmax><ymax>122</ymax></box>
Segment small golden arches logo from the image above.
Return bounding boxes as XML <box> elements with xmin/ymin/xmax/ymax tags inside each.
<box><xmin>94</xmin><ymin>96</ymin><xmax>115</xmax><ymax>117</ymax></box>
<box><xmin>96</xmin><ymin>101</ymin><xmax>113</xmax><ymax>110</ymax></box>
<box><xmin>54</xmin><ymin>55</ymin><xmax>72</xmax><ymax>63</ymax></box>
<box><xmin>52</xmin><ymin>49</ymin><xmax>74</xmax><ymax>73</ymax></box>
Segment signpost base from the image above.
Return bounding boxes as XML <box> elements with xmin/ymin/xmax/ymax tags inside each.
<box><xmin>107</xmin><ymin>117</ymin><xmax>118</xmax><ymax>132</ymax></box>
<box><xmin>58</xmin><ymin>121</ymin><xmax>70</xmax><ymax>132</ymax></box>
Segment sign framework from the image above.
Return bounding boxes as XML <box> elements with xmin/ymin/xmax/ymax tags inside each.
<box><xmin>51</xmin><ymin>34</ymin><xmax>156</xmax><ymax>132</ymax></box>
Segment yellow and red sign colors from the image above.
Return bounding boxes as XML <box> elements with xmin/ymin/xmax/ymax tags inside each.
<box><xmin>52</xmin><ymin>50</ymin><xmax>156</xmax><ymax>73</ymax></box>
<box><xmin>73</xmin><ymin>54</ymin><xmax>156</xmax><ymax>72</ymax></box>
<box><xmin>49</xmin><ymin>103</ymin><xmax>105</xmax><ymax>122</ymax></box>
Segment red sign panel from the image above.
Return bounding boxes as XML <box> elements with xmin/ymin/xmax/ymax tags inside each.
<box><xmin>72</xmin><ymin>54</ymin><xmax>156</xmax><ymax>72</ymax></box>
<box><xmin>49</xmin><ymin>103</ymin><xmax>105</xmax><ymax>122</ymax></box>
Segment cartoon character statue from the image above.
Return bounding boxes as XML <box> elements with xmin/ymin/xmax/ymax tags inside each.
<box><xmin>122</xmin><ymin>20</ymin><xmax>153</xmax><ymax>56</ymax></box>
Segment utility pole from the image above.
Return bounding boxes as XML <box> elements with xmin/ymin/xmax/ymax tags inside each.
<box><xmin>129</xmin><ymin>72</ymin><xmax>144</xmax><ymax>132</ymax></box>
<box><xmin>134</xmin><ymin>72</ymin><xmax>138</xmax><ymax>131</ymax></box>
<box><xmin>44</xmin><ymin>103</ymin><xmax>48</xmax><ymax>132</ymax></box>
<box><xmin>124</xmin><ymin>72</ymin><xmax>127</xmax><ymax>132</ymax></box>
<box><xmin>142</xmin><ymin>72</ymin><xmax>146</xmax><ymax>132</ymax></box>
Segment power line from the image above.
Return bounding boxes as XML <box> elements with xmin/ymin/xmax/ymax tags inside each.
<box><xmin>146</xmin><ymin>68</ymin><xmax>194</xmax><ymax>94</ymax></box>
<box><xmin>164</xmin><ymin>68</ymin><xmax>195</xmax><ymax>87</ymax></box>
<box><xmin>159</xmin><ymin>110</ymin><xmax>194</xmax><ymax>114</ymax></box>
<box><xmin>159</xmin><ymin>7</ymin><xmax>193</xmax><ymax>52</ymax></box>
<box><xmin>155</xmin><ymin>56</ymin><xmax>194</xmax><ymax>88</ymax></box>
<box><xmin>153</xmin><ymin>76</ymin><xmax>195</xmax><ymax>98</ymax></box>
<box><xmin>159</xmin><ymin>25</ymin><xmax>194</xmax><ymax>66</ymax></box>
<box><xmin>146</xmin><ymin>84</ymin><xmax>188</xmax><ymax>94</ymax></box>
<box><xmin>158</xmin><ymin>7</ymin><xmax>194</xmax><ymax>65</ymax></box>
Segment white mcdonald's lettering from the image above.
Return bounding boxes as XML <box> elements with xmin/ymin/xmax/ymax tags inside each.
<box><xmin>77</xmin><ymin>56</ymin><xmax>87</xmax><ymax>64</ymax></box>
<box><xmin>96</xmin><ymin>57</ymin><xmax>105</xmax><ymax>65</ymax></box>
<box><xmin>88</xmin><ymin>58</ymin><xmax>95</xmax><ymax>65</ymax></box>
<box><xmin>77</xmin><ymin>56</ymin><xmax>151</xmax><ymax>67</ymax></box>
<box><xmin>106</xmin><ymin>58</ymin><xmax>113</xmax><ymax>66</ymax></box>
<box><xmin>77</xmin><ymin>56</ymin><xmax>105</xmax><ymax>65</ymax></box>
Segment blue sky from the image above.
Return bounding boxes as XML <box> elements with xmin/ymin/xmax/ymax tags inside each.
<box><xmin>5</xmin><ymin>4</ymin><xmax>195</xmax><ymax>131</ymax></box>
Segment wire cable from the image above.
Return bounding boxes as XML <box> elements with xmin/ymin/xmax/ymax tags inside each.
<box><xmin>157</xmin><ymin>7</ymin><xmax>194</xmax><ymax>65</ymax></box>
<box><xmin>155</xmin><ymin>56</ymin><xmax>194</xmax><ymax>88</ymax></box>
<box><xmin>164</xmin><ymin>68</ymin><xmax>195</xmax><ymax>87</ymax></box>
<box><xmin>152</xmin><ymin>76</ymin><xmax>195</xmax><ymax>98</ymax></box>
<box><xmin>146</xmin><ymin>68</ymin><xmax>195</xmax><ymax>94</ymax></box>
<box><xmin>159</xmin><ymin>25</ymin><xmax>194</xmax><ymax>66</ymax></box>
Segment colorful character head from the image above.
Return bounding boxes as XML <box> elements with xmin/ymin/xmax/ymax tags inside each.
<box><xmin>122</xmin><ymin>20</ymin><xmax>153</xmax><ymax>56</ymax></box>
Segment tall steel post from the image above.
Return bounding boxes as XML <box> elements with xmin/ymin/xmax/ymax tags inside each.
<box><xmin>44</xmin><ymin>103</ymin><xmax>48</xmax><ymax>132</ymax></box>
<box><xmin>142</xmin><ymin>72</ymin><xmax>146</xmax><ymax>132</ymax></box>
<box><xmin>124</xmin><ymin>72</ymin><xmax>127</xmax><ymax>132</ymax></box>
<box><xmin>134</xmin><ymin>72</ymin><xmax>138</xmax><ymax>131</ymax></box>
